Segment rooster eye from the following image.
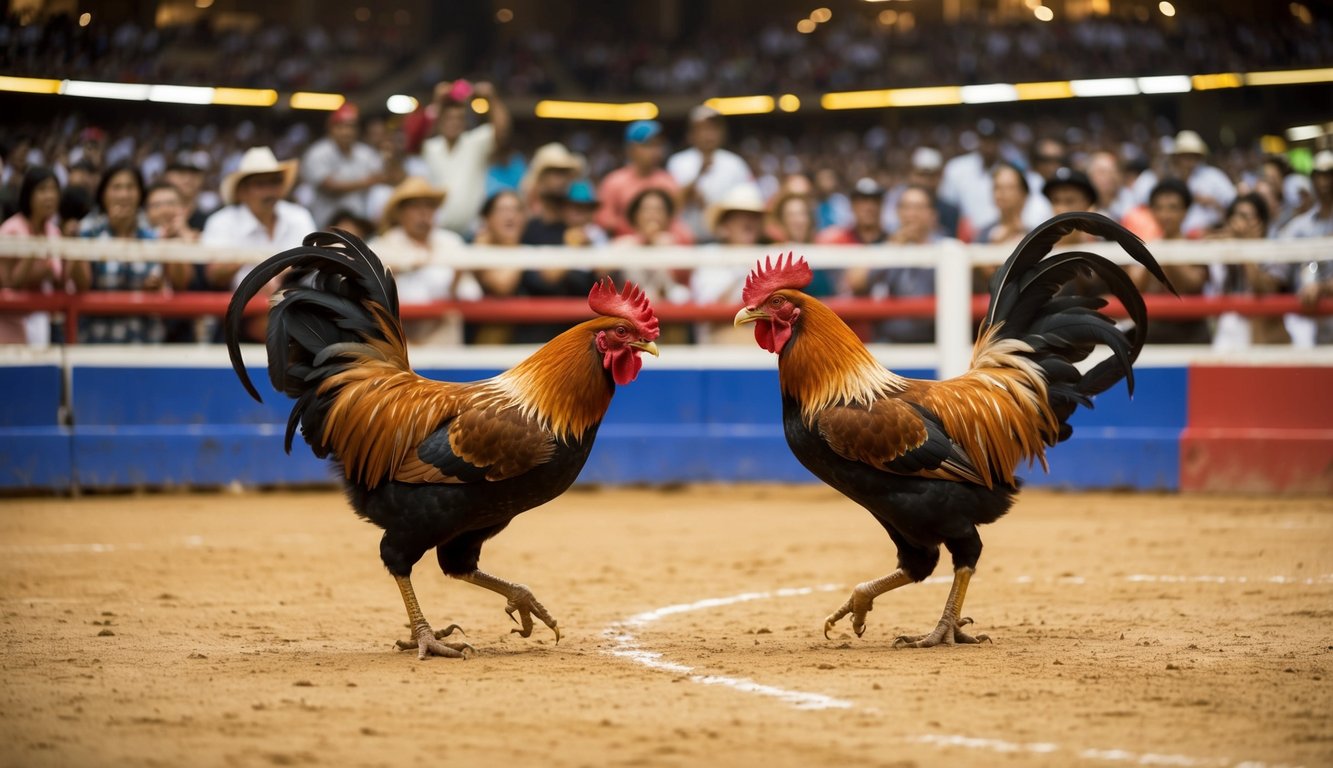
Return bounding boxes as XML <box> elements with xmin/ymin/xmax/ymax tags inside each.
<box><xmin>615</xmin><ymin>326</ymin><xmax>628</xmax><ymax>336</ymax></box>
<box><xmin>769</xmin><ymin>296</ymin><xmax>783</xmax><ymax>307</ymax></box>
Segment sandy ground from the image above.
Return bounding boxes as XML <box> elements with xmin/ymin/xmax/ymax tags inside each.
<box><xmin>0</xmin><ymin>485</ymin><xmax>1330</xmax><ymax>768</ymax></box>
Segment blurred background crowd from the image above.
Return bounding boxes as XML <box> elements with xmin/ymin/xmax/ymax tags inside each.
<box><xmin>1</xmin><ymin>0</ymin><xmax>1331</xmax><ymax>347</ymax></box>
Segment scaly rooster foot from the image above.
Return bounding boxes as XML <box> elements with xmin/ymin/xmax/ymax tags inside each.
<box><xmin>504</xmin><ymin>585</ymin><xmax>561</xmax><ymax>643</ymax></box>
<box><xmin>894</xmin><ymin>616</ymin><xmax>991</xmax><ymax>649</ymax></box>
<box><xmin>823</xmin><ymin>584</ymin><xmax>880</xmax><ymax>639</ymax></box>
<box><xmin>395</xmin><ymin>623</ymin><xmax>474</xmax><ymax>660</ymax></box>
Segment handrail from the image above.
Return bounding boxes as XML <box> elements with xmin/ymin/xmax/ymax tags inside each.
<box><xmin>2</xmin><ymin>291</ymin><xmax>1329</xmax><ymax>345</ymax></box>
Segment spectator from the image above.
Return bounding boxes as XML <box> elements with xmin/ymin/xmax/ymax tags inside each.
<box><xmin>613</xmin><ymin>187</ymin><xmax>692</xmax><ymax>337</ymax></box>
<box><xmin>0</xmin><ymin>166</ymin><xmax>63</xmax><ymax>345</ymax></box>
<box><xmin>1087</xmin><ymin>150</ymin><xmax>1136</xmax><ymax>222</ymax></box>
<box><xmin>1042</xmin><ymin>167</ymin><xmax>1101</xmax><ymax>245</ymax></box>
<box><xmin>301</xmin><ymin>103</ymin><xmax>384</xmax><ymax>230</ymax></box>
<box><xmin>326</xmin><ymin>209</ymin><xmax>376</xmax><ymax>241</ymax></box>
<box><xmin>1210</xmin><ymin>193</ymin><xmax>1288</xmax><ymax>348</ymax></box>
<box><xmin>422</xmin><ymin>80</ymin><xmax>512</xmax><ymax>236</ymax></box>
<box><xmin>976</xmin><ymin>162</ymin><xmax>1030</xmax><ymax>245</ymax></box>
<box><xmin>818</xmin><ymin>177</ymin><xmax>888</xmax><ymax>245</ymax></box>
<box><xmin>938</xmin><ymin>119</ymin><xmax>1002</xmax><ymax>241</ymax></box>
<box><xmin>812</xmin><ymin>167</ymin><xmax>852</xmax><ymax>231</ymax></box>
<box><xmin>144</xmin><ymin>182</ymin><xmax>199</xmax><ymax>244</ymax></box>
<box><xmin>1280</xmin><ymin>150</ymin><xmax>1333</xmax><ymax>346</ymax></box>
<box><xmin>668</xmin><ymin>105</ymin><xmax>755</xmax><ymax>242</ymax></box>
<box><xmin>163</xmin><ymin>157</ymin><xmax>213</xmax><ymax>231</ymax></box>
<box><xmin>1169</xmin><ymin>130</ymin><xmax>1236</xmax><ymax>234</ymax></box>
<box><xmin>848</xmin><ymin>185</ymin><xmax>955</xmax><ymax>344</ymax></box>
<box><xmin>144</xmin><ymin>181</ymin><xmax>208</xmax><ymax>343</ymax></box>
<box><xmin>884</xmin><ymin>147</ymin><xmax>959</xmax><ymax>238</ymax></box>
<box><xmin>771</xmin><ymin>189</ymin><xmax>837</xmax><ymax>297</ymax></box>
<box><xmin>520</xmin><ymin>142</ymin><xmax>584</xmax><ymax>245</ymax></box>
<box><xmin>58</xmin><ymin>187</ymin><xmax>92</xmax><ymax>238</ymax></box>
<box><xmin>693</xmin><ymin>183</ymin><xmax>769</xmax><ymax>343</ymax></box>
<box><xmin>369</xmin><ymin>177</ymin><xmax>477</xmax><ymax>345</ymax></box>
<box><xmin>467</xmin><ymin>190</ymin><xmax>526</xmax><ymax>344</ymax></box>
<box><xmin>1131</xmin><ymin>178</ymin><xmax>1211</xmax><ymax>345</ymax></box>
<box><xmin>202</xmin><ymin>146</ymin><xmax>316</xmax><ymax>291</ymax></box>
<box><xmin>70</xmin><ymin>163</ymin><xmax>186</xmax><ymax>344</ymax></box>
<box><xmin>560</xmin><ymin>180</ymin><xmax>608</xmax><ymax>247</ymax></box>
<box><xmin>596</xmin><ymin>120</ymin><xmax>689</xmax><ymax>241</ymax></box>
<box><xmin>65</xmin><ymin>158</ymin><xmax>100</xmax><ymax>198</ymax></box>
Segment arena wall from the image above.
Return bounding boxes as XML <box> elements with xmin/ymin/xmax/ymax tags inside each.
<box><xmin>7</xmin><ymin>346</ymin><xmax>1324</xmax><ymax>494</ymax></box>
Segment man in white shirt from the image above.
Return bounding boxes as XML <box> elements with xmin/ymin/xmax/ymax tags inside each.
<box><xmin>667</xmin><ymin>105</ymin><xmax>755</xmax><ymax>242</ymax></box>
<box><xmin>1169</xmin><ymin>130</ymin><xmax>1236</xmax><ymax>234</ymax></box>
<box><xmin>420</xmin><ymin>80</ymin><xmax>511</xmax><ymax>237</ymax></box>
<box><xmin>938</xmin><ymin>120</ymin><xmax>1050</xmax><ymax>240</ymax></box>
<box><xmin>201</xmin><ymin>146</ymin><xmax>317</xmax><ymax>292</ymax></box>
<box><xmin>300</xmin><ymin>103</ymin><xmax>384</xmax><ymax>229</ymax></box>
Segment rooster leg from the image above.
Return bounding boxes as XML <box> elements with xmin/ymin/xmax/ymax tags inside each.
<box><xmin>391</xmin><ymin>575</ymin><xmax>475</xmax><ymax>660</ymax></box>
<box><xmin>453</xmin><ymin>570</ymin><xmax>561</xmax><ymax>643</ymax></box>
<box><xmin>823</xmin><ymin>569</ymin><xmax>913</xmax><ymax>639</ymax></box>
<box><xmin>893</xmin><ymin>566</ymin><xmax>991</xmax><ymax>648</ymax></box>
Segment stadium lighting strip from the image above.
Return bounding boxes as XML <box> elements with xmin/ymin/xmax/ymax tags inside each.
<box><xmin>1</xmin><ymin>66</ymin><xmax>1331</xmax><ymax>118</ymax></box>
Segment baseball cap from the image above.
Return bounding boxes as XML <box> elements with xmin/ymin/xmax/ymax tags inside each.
<box><xmin>328</xmin><ymin>103</ymin><xmax>360</xmax><ymax>125</ymax></box>
<box><xmin>910</xmin><ymin>147</ymin><xmax>943</xmax><ymax>172</ymax></box>
<box><xmin>625</xmin><ymin>120</ymin><xmax>664</xmax><ymax>144</ymax></box>
<box><xmin>851</xmin><ymin>177</ymin><xmax>886</xmax><ymax>198</ymax></box>
<box><xmin>1042</xmin><ymin>167</ymin><xmax>1096</xmax><ymax>203</ymax></box>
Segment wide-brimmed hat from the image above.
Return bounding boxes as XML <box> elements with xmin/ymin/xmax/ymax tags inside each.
<box><xmin>379</xmin><ymin>176</ymin><xmax>446</xmax><ymax>229</ymax></box>
<box><xmin>521</xmin><ymin>143</ymin><xmax>586</xmax><ymax>196</ymax></box>
<box><xmin>221</xmin><ymin>146</ymin><xmax>298</xmax><ymax>205</ymax></box>
<box><xmin>1171</xmin><ymin>130</ymin><xmax>1209</xmax><ymax>156</ymax></box>
<box><xmin>706</xmin><ymin>183</ymin><xmax>767</xmax><ymax>233</ymax></box>
<box><xmin>1313</xmin><ymin>149</ymin><xmax>1333</xmax><ymax>174</ymax></box>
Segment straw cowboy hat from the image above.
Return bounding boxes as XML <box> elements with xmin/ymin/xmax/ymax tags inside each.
<box><xmin>379</xmin><ymin>176</ymin><xmax>446</xmax><ymax>230</ymax></box>
<box><xmin>1171</xmin><ymin>130</ymin><xmax>1209</xmax><ymax>156</ymax></box>
<box><xmin>221</xmin><ymin>146</ymin><xmax>298</xmax><ymax>205</ymax></box>
<box><xmin>520</xmin><ymin>143</ymin><xmax>586</xmax><ymax>197</ymax></box>
<box><xmin>705</xmin><ymin>183</ymin><xmax>767</xmax><ymax>233</ymax></box>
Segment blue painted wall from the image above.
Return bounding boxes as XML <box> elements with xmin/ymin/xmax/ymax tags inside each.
<box><xmin>3</xmin><ymin>363</ymin><xmax>1184</xmax><ymax>491</ymax></box>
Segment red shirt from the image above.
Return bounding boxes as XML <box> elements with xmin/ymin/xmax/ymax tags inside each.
<box><xmin>595</xmin><ymin>166</ymin><xmax>683</xmax><ymax>238</ymax></box>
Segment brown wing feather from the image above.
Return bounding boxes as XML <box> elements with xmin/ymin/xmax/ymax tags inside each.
<box><xmin>817</xmin><ymin>400</ymin><xmax>928</xmax><ymax>467</ymax></box>
<box><xmin>448</xmin><ymin>405</ymin><xmax>557</xmax><ymax>481</ymax></box>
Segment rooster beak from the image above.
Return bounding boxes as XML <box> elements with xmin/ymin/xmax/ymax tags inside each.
<box><xmin>734</xmin><ymin>306</ymin><xmax>768</xmax><ymax>327</ymax></box>
<box><xmin>629</xmin><ymin>340</ymin><xmax>660</xmax><ymax>357</ymax></box>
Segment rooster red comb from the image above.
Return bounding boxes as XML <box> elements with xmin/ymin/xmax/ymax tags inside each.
<box><xmin>743</xmin><ymin>252</ymin><xmax>813</xmax><ymax>307</ymax></box>
<box><xmin>588</xmin><ymin>277</ymin><xmax>660</xmax><ymax>340</ymax></box>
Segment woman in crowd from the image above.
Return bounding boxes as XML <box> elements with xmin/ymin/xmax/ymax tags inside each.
<box><xmin>0</xmin><ymin>165</ymin><xmax>63</xmax><ymax>344</ymax></box>
<box><xmin>467</xmin><ymin>189</ymin><xmax>526</xmax><ymax>343</ymax></box>
<box><xmin>70</xmin><ymin>163</ymin><xmax>189</xmax><ymax>343</ymax></box>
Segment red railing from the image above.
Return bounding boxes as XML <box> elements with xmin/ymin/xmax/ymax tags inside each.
<box><xmin>2</xmin><ymin>291</ymin><xmax>1330</xmax><ymax>344</ymax></box>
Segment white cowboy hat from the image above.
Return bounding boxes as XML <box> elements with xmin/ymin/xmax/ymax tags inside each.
<box><xmin>379</xmin><ymin>176</ymin><xmax>447</xmax><ymax>231</ymax></box>
<box><xmin>1171</xmin><ymin>130</ymin><xmax>1209</xmax><ymax>156</ymax></box>
<box><xmin>221</xmin><ymin>146</ymin><xmax>299</xmax><ymax>205</ymax></box>
<box><xmin>520</xmin><ymin>143</ymin><xmax>586</xmax><ymax>198</ymax></box>
<box><xmin>705</xmin><ymin>183</ymin><xmax>767</xmax><ymax>233</ymax></box>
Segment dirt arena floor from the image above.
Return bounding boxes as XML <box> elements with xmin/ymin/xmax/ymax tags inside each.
<box><xmin>1</xmin><ymin>485</ymin><xmax>1329</xmax><ymax>768</ymax></box>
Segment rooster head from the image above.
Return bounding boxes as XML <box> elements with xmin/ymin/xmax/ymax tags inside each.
<box><xmin>588</xmin><ymin>277</ymin><xmax>660</xmax><ymax>385</ymax></box>
<box><xmin>734</xmin><ymin>252</ymin><xmax>812</xmax><ymax>354</ymax></box>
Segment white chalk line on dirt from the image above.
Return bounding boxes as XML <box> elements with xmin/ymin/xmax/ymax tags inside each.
<box><xmin>603</xmin><ymin>584</ymin><xmax>1305</xmax><ymax>768</ymax></box>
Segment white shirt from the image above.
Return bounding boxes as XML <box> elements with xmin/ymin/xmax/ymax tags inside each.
<box><xmin>421</xmin><ymin>123</ymin><xmax>496</xmax><ymax>235</ymax></box>
<box><xmin>1182</xmin><ymin>163</ymin><xmax>1237</xmax><ymax>233</ymax></box>
<box><xmin>938</xmin><ymin>152</ymin><xmax>1051</xmax><ymax>234</ymax></box>
<box><xmin>301</xmin><ymin>137</ymin><xmax>384</xmax><ymax>228</ymax></box>
<box><xmin>368</xmin><ymin>227</ymin><xmax>480</xmax><ymax>344</ymax></box>
<box><xmin>201</xmin><ymin>200</ymin><xmax>318</xmax><ymax>288</ymax></box>
<box><xmin>667</xmin><ymin>147</ymin><xmax>754</xmax><ymax>239</ymax></box>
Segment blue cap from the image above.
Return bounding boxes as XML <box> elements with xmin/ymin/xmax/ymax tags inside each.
<box><xmin>625</xmin><ymin>120</ymin><xmax>663</xmax><ymax>144</ymax></box>
<box><xmin>567</xmin><ymin>179</ymin><xmax>598</xmax><ymax>205</ymax></box>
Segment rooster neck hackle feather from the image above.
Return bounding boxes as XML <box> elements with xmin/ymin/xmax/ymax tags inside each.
<box><xmin>495</xmin><ymin>317</ymin><xmax>618</xmax><ymax>439</ymax></box>
<box><xmin>778</xmin><ymin>299</ymin><xmax>908</xmax><ymax>422</ymax></box>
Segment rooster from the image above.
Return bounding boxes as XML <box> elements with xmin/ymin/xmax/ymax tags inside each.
<box><xmin>225</xmin><ymin>230</ymin><xmax>659</xmax><ymax>659</ymax></box>
<box><xmin>734</xmin><ymin>213</ymin><xmax>1174</xmax><ymax>647</ymax></box>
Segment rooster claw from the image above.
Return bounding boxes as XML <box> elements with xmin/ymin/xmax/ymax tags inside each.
<box><xmin>503</xmin><ymin>585</ymin><xmax>561</xmax><ymax>643</ymax></box>
<box><xmin>396</xmin><ymin>624</ymin><xmax>475</xmax><ymax>660</ymax></box>
<box><xmin>894</xmin><ymin>616</ymin><xmax>991</xmax><ymax>648</ymax></box>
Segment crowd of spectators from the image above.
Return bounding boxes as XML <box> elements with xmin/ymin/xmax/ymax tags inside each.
<box><xmin>5</xmin><ymin>10</ymin><xmax>1331</xmax><ymax>97</ymax></box>
<box><xmin>1</xmin><ymin>78</ymin><xmax>1331</xmax><ymax>349</ymax></box>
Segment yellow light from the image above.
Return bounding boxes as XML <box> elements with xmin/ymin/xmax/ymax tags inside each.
<box><xmin>1034</xmin><ymin>6</ymin><xmax>1054</xmax><ymax>21</ymax></box>
<box><xmin>878</xmin><ymin>9</ymin><xmax>898</xmax><ymax>24</ymax></box>
<box><xmin>811</xmin><ymin>7</ymin><xmax>832</xmax><ymax>23</ymax></box>
<box><xmin>1260</xmin><ymin>135</ymin><xmax>1288</xmax><ymax>155</ymax></box>
<box><xmin>533</xmin><ymin>100</ymin><xmax>659</xmax><ymax>122</ymax></box>
<box><xmin>1244</xmin><ymin>67</ymin><xmax>1333</xmax><ymax>86</ymax></box>
<box><xmin>78</xmin><ymin>12</ymin><xmax>90</xmax><ymax>26</ymax></box>
<box><xmin>1190</xmin><ymin>72</ymin><xmax>1243</xmax><ymax>90</ymax></box>
<box><xmin>496</xmin><ymin>8</ymin><xmax>513</xmax><ymax>22</ymax></box>
<box><xmin>195</xmin><ymin>0</ymin><xmax>214</xmax><ymax>8</ymax></box>
<box><xmin>777</xmin><ymin>94</ymin><xmax>801</xmax><ymax>112</ymax></box>
<box><xmin>1158</xmin><ymin>1</ymin><xmax>1176</xmax><ymax>16</ymax></box>
<box><xmin>289</xmin><ymin>91</ymin><xmax>346</xmax><ymax>111</ymax></box>
<box><xmin>471</xmin><ymin>97</ymin><xmax>490</xmax><ymax>114</ymax></box>
<box><xmin>0</xmin><ymin>75</ymin><xmax>62</xmax><ymax>94</ymax></box>
<box><xmin>704</xmin><ymin>95</ymin><xmax>775</xmax><ymax>116</ymax></box>
<box><xmin>796</xmin><ymin>18</ymin><xmax>816</xmax><ymax>33</ymax></box>
<box><xmin>212</xmin><ymin>87</ymin><xmax>279</xmax><ymax>107</ymax></box>
<box><xmin>1014</xmin><ymin>80</ymin><xmax>1075</xmax><ymax>100</ymax></box>
<box><xmin>821</xmin><ymin>86</ymin><xmax>962</xmax><ymax>110</ymax></box>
